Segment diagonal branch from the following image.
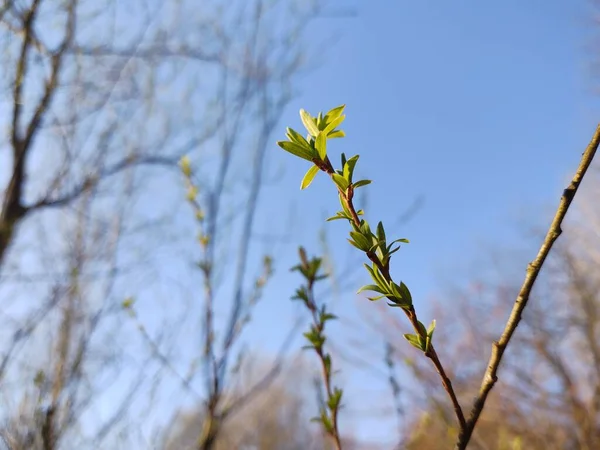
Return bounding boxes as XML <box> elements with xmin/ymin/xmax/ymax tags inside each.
<box><xmin>315</xmin><ymin>156</ymin><xmax>466</xmax><ymax>432</ymax></box>
<box><xmin>25</xmin><ymin>155</ymin><xmax>178</xmax><ymax>211</ymax></box>
<box><xmin>455</xmin><ymin>123</ymin><xmax>600</xmax><ymax>449</ymax></box>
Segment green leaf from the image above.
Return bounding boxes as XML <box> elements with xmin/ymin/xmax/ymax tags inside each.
<box><xmin>403</xmin><ymin>333</ymin><xmax>425</xmax><ymax>351</ymax></box>
<box><xmin>301</xmin><ymin>165</ymin><xmax>320</xmax><ymax>190</ymax></box>
<box><xmin>332</xmin><ymin>173</ymin><xmax>349</xmax><ymax>191</ymax></box>
<box><xmin>179</xmin><ymin>156</ymin><xmax>192</xmax><ymax>177</ymax></box>
<box><xmin>320</xmin><ymin>412</ymin><xmax>334</xmax><ymax>433</ymax></box>
<box><xmin>363</xmin><ymin>263</ymin><xmax>391</xmax><ymax>292</ymax></box>
<box><xmin>291</xmin><ymin>287</ymin><xmax>309</xmax><ymax>303</ymax></box>
<box><xmin>353</xmin><ymin>179</ymin><xmax>372</xmax><ymax>189</ymax></box>
<box><xmin>387</xmin><ymin>245</ymin><xmax>401</xmax><ymax>257</ymax></box>
<box><xmin>327</xmin><ymin>130</ymin><xmax>345</xmax><ymax>139</ymax></box>
<box><xmin>326</xmin><ymin>210</ymin><xmax>351</xmax><ymax>221</ymax></box>
<box><xmin>286</xmin><ymin>127</ymin><xmax>311</xmax><ymax>148</ymax></box>
<box><xmin>277</xmin><ymin>141</ymin><xmax>315</xmax><ymax>161</ymax></box>
<box><xmin>349</xmin><ymin>231</ymin><xmax>371</xmax><ymax>252</ymax></box>
<box><xmin>357</xmin><ymin>284</ymin><xmax>385</xmax><ymax>295</ymax></box>
<box><xmin>315</xmin><ymin>131</ymin><xmax>327</xmax><ymax>160</ymax></box>
<box><xmin>426</xmin><ymin>320</ymin><xmax>436</xmax><ymax>352</ymax></box>
<box><xmin>300</xmin><ymin>109</ymin><xmax>320</xmax><ymax>136</ymax></box>
<box><xmin>388</xmin><ymin>297</ymin><xmax>412</xmax><ymax>309</ymax></box>
<box><xmin>321</xmin><ymin>312</ymin><xmax>337</xmax><ymax>322</ymax></box>
<box><xmin>417</xmin><ymin>320</ymin><xmax>427</xmax><ymax>337</ymax></box>
<box><xmin>323</xmin><ymin>114</ymin><xmax>345</xmax><ymax>135</ymax></box>
<box><xmin>323</xmin><ymin>354</ymin><xmax>331</xmax><ymax>375</ymax></box>
<box><xmin>317</xmin><ymin>112</ymin><xmax>324</xmax><ymax>129</ymax></box>
<box><xmin>324</xmin><ymin>104</ymin><xmax>346</xmax><ymax>122</ymax></box>
<box><xmin>369</xmin><ymin>239</ymin><xmax>386</xmax><ymax>253</ymax></box>
<box><xmin>343</xmin><ymin>155</ymin><xmax>359</xmax><ymax>183</ymax></box>
<box><xmin>427</xmin><ymin>319</ymin><xmax>436</xmax><ymax>335</ymax></box>
<box><xmin>122</xmin><ymin>297</ymin><xmax>135</xmax><ymax>309</ymax></box>
<box><xmin>376</xmin><ymin>222</ymin><xmax>386</xmax><ymax>243</ymax></box>
<box><xmin>359</xmin><ymin>219</ymin><xmax>372</xmax><ymax>237</ymax></box>
<box><xmin>398</xmin><ymin>281</ymin><xmax>412</xmax><ymax>306</ymax></box>
<box><xmin>328</xmin><ymin>388</ymin><xmax>343</xmax><ymax>410</ymax></box>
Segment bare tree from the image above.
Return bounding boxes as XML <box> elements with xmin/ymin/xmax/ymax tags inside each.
<box><xmin>161</xmin><ymin>357</ymin><xmax>343</xmax><ymax>450</ymax></box>
<box><xmin>1</xmin><ymin>0</ymin><xmax>338</xmax><ymax>448</ymax></box>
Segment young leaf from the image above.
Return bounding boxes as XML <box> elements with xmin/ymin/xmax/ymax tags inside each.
<box><xmin>363</xmin><ymin>263</ymin><xmax>388</xmax><ymax>289</ymax></box>
<box><xmin>376</xmin><ymin>222</ymin><xmax>386</xmax><ymax>243</ymax></box>
<box><xmin>286</xmin><ymin>127</ymin><xmax>312</xmax><ymax>148</ymax></box>
<box><xmin>416</xmin><ymin>320</ymin><xmax>427</xmax><ymax>337</ymax></box>
<box><xmin>349</xmin><ymin>231</ymin><xmax>372</xmax><ymax>252</ymax></box>
<box><xmin>342</xmin><ymin>155</ymin><xmax>360</xmax><ymax>183</ymax></box>
<box><xmin>426</xmin><ymin>320</ymin><xmax>436</xmax><ymax>352</ymax></box>
<box><xmin>323</xmin><ymin>114</ymin><xmax>345</xmax><ymax>135</ymax></box>
<box><xmin>315</xmin><ymin>131</ymin><xmax>327</xmax><ymax>160</ymax></box>
<box><xmin>427</xmin><ymin>319</ymin><xmax>436</xmax><ymax>335</ymax></box>
<box><xmin>332</xmin><ymin>173</ymin><xmax>349</xmax><ymax>191</ymax></box>
<box><xmin>357</xmin><ymin>284</ymin><xmax>386</xmax><ymax>295</ymax></box>
<box><xmin>404</xmin><ymin>333</ymin><xmax>425</xmax><ymax>351</ymax></box>
<box><xmin>397</xmin><ymin>281</ymin><xmax>413</xmax><ymax>306</ymax></box>
<box><xmin>327</xmin><ymin>388</ymin><xmax>343</xmax><ymax>410</ymax></box>
<box><xmin>301</xmin><ymin>165</ymin><xmax>320</xmax><ymax>190</ymax></box>
<box><xmin>326</xmin><ymin>211</ymin><xmax>351</xmax><ymax>222</ymax></box>
<box><xmin>300</xmin><ymin>109</ymin><xmax>320</xmax><ymax>136</ymax></box>
<box><xmin>277</xmin><ymin>140</ymin><xmax>315</xmax><ymax>161</ymax></box>
<box><xmin>353</xmin><ymin>179</ymin><xmax>372</xmax><ymax>189</ymax></box>
<box><xmin>327</xmin><ymin>130</ymin><xmax>346</xmax><ymax>139</ymax></box>
<box><xmin>324</xmin><ymin>104</ymin><xmax>346</xmax><ymax>122</ymax></box>
<box><xmin>179</xmin><ymin>156</ymin><xmax>192</xmax><ymax>177</ymax></box>
<box><xmin>323</xmin><ymin>354</ymin><xmax>331</xmax><ymax>375</ymax></box>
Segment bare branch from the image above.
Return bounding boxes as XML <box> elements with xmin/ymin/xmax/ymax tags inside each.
<box><xmin>456</xmin><ymin>124</ymin><xmax>600</xmax><ymax>449</ymax></box>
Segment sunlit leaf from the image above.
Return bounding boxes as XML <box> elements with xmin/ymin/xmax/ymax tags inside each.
<box><xmin>301</xmin><ymin>165</ymin><xmax>319</xmax><ymax>190</ymax></box>
<box><xmin>323</xmin><ymin>114</ymin><xmax>345</xmax><ymax>134</ymax></box>
<box><xmin>300</xmin><ymin>109</ymin><xmax>320</xmax><ymax>136</ymax></box>
<box><xmin>403</xmin><ymin>333</ymin><xmax>424</xmax><ymax>351</ymax></box>
<box><xmin>315</xmin><ymin>131</ymin><xmax>327</xmax><ymax>160</ymax></box>
<box><xmin>324</xmin><ymin>104</ymin><xmax>346</xmax><ymax>122</ymax></box>
<box><xmin>277</xmin><ymin>140</ymin><xmax>315</xmax><ymax>161</ymax></box>
<box><xmin>357</xmin><ymin>284</ymin><xmax>385</xmax><ymax>294</ymax></box>
<box><xmin>286</xmin><ymin>127</ymin><xmax>312</xmax><ymax>148</ymax></box>
<box><xmin>327</xmin><ymin>130</ymin><xmax>345</xmax><ymax>139</ymax></box>
<box><xmin>342</xmin><ymin>155</ymin><xmax>359</xmax><ymax>183</ymax></box>
<box><xmin>332</xmin><ymin>173</ymin><xmax>349</xmax><ymax>190</ymax></box>
<box><xmin>353</xmin><ymin>179</ymin><xmax>371</xmax><ymax>189</ymax></box>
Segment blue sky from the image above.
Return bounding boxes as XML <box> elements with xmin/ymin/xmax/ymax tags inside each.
<box><xmin>3</xmin><ymin>0</ymin><xmax>596</xmax><ymax>447</ymax></box>
<box><xmin>248</xmin><ymin>0</ymin><xmax>600</xmax><ymax>445</ymax></box>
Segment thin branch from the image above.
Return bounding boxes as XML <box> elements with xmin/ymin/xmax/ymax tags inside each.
<box><xmin>24</xmin><ymin>155</ymin><xmax>177</xmax><ymax>211</ymax></box>
<box><xmin>71</xmin><ymin>44</ymin><xmax>221</xmax><ymax>63</ymax></box>
<box><xmin>455</xmin><ymin>123</ymin><xmax>600</xmax><ymax>449</ymax></box>
<box><xmin>316</xmin><ymin>156</ymin><xmax>466</xmax><ymax>431</ymax></box>
<box><xmin>221</xmin><ymin>317</ymin><xmax>302</xmax><ymax>418</ymax></box>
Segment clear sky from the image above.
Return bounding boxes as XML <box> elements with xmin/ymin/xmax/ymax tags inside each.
<box><xmin>5</xmin><ymin>1</ymin><xmax>596</xmax><ymax>447</ymax></box>
<box><xmin>248</xmin><ymin>0</ymin><xmax>600</xmax><ymax>446</ymax></box>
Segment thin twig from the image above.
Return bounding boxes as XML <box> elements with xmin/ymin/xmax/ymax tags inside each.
<box><xmin>318</xmin><ymin>158</ymin><xmax>467</xmax><ymax>431</ymax></box>
<box><xmin>455</xmin><ymin>124</ymin><xmax>600</xmax><ymax>449</ymax></box>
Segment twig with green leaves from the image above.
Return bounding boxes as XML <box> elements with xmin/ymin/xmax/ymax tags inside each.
<box><xmin>291</xmin><ymin>247</ymin><xmax>343</xmax><ymax>450</ymax></box>
<box><xmin>277</xmin><ymin>105</ymin><xmax>466</xmax><ymax>432</ymax></box>
<box><xmin>279</xmin><ymin>104</ymin><xmax>600</xmax><ymax>449</ymax></box>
